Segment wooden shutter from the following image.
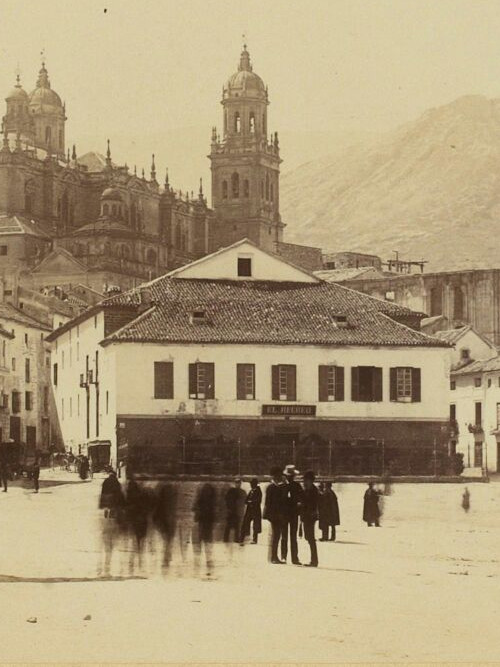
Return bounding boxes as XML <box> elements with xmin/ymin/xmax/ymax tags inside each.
<box><xmin>390</xmin><ymin>368</ymin><xmax>398</xmax><ymax>401</ymax></box>
<box><xmin>271</xmin><ymin>365</ymin><xmax>279</xmax><ymax>400</ymax></box>
<box><xmin>335</xmin><ymin>366</ymin><xmax>345</xmax><ymax>401</ymax></box>
<box><xmin>318</xmin><ymin>365</ymin><xmax>329</xmax><ymax>402</ymax></box>
<box><xmin>53</xmin><ymin>363</ymin><xmax>58</xmax><ymax>387</ymax></box>
<box><xmin>154</xmin><ymin>362</ymin><xmax>173</xmax><ymax>399</ymax></box>
<box><xmin>412</xmin><ymin>368</ymin><xmax>421</xmax><ymax>402</ymax></box>
<box><xmin>237</xmin><ymin>364</ymin><xmax>246</xmax><ymax>400</ymax></box>
<box><xmin>188</xmin><ymin>363</ymin><xmax>197</xmax><ymax>398</ymax></box>
<box><xmin>373</xmin><ymin>367</ymin><xmax>383</xmax><ymax>402</ymax></box>
<box><xmin>205</xmin><ymin>363</ymin><xmax>215</xmax><ymax>399</ymax></box>
<box><xmin>287</xmin><ymin>365</ymin><xmax>297</xmax><ymax>401</ymax></box>
<box><xmin>351</xmin><ymin>367</ymin><xmax>359</xmax><ymax>401</ymax></box>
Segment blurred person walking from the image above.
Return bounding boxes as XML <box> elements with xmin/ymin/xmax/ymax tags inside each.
<box><xmin>98</xmin><ymin>469</ymin><xmax>125</xmax><ymax>577</ymax></box>
<box><xmin>153</xmin><ymin>482</ymin><xmax>179</xmax><ymax>571</ymax></box>
<box><xmin>263</xmin><ymin>466</ymin><xmax>287</xmax><ymax>564</ymax></box>
<box><xmin>193</xmin><ymin>483</ymin><xmax>217</xmax><ymax>577</ymax></box>
<box><xmin>363</xmin><ymin>482</ymin><xmax>381</xmax><ymax>527</ymax></box>
<box><xmin>125</xmin><ymin>475</ymin><xmax>150</xmax><ymax>574</ymax></box>
<box><xmin>318</xmin><ymin>481</ymin><xmax>340</xmax><ymax>541</ymax></box>
<box><xmin>301</xmin><ymin>470</ymin><xmax>319</xmax><ymax>567</ymax></box>
<box><xmin>32</xmin><ymin>456</ymin><xmax>40</xmax><ymax>493</ymax></box>
<box><xmin>240</xmin><ymin>478</ymin><xmax>262</xmax><ymax>544</ymax></box>
<box><xmin>282</xmin><ymin>464</ymin><xmax>304</xmax><ymax>565</ymax></box>
<box><xmin>462</xmin><ymin>487</ymin><xmax>471</xmax><ymax>513</ymax></box>
<box><xmin>223</xmin><ymin>478</ymin><xmax>246</xmax><ymax>543</ymax></box>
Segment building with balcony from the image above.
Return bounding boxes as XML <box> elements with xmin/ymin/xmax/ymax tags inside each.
<box><xmin>47</xmin><ymin>239</ymin><xmax>452</xmax><ymax>476</ymax></box>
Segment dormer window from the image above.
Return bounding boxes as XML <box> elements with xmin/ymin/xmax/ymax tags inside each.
<box><xmin>190</xmin><ymin>310</ymin><xmax>208</xmax><ymax>325</ymax></box>
<box><xmin>461</xmin><ymin>348</ymin><xmax>471</xmax><ymax>361</ymax></box>
<box><xmin>238</xmin><ymin>257</ymin><xmax>252</xmax><ymax>277</ymax></box>
<box><xmin>332</xmin><ymin>315</ymin><xmax>348</xmax><ymax>328</ymax></box>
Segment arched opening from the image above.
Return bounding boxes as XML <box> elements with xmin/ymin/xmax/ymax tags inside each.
<box><xmin>111</xmin><ymin>204</ymin><xmax>117</xmax><ymax>217</ymax></box>
<box><xmin>270</xmin><ymin>183</ymin><xmax>274</xmax><ymax>203</ymax></box>
<box><xmin>103</xmin><ymin>204</ymin><xmax>109</xmax><ymax>216</ymax></box>
<box><xmin>453</xmin><ymin>286</ymin><xmax>464</xmax><ymax>321</ymax></box>
<box><xmin>222</xmin><ymin>180</ymin><xmax>228</xmax><ymax>200</ymax></box>
<box><xmin>231</xmin><ymin>172</ymin><xmax>240</xmax><ymax>198</ymax></box>
<box><xmin>249</xmin><ymin>112</ymin><xmax>255</xmax><ymax>133</ymax></box>
<box><xmin>244</xmin><ymin>179</ymin><xmax>249</xmax><ymax>198</ymax></box>
<box><xmin>234</xmin><ymin>112</ymin><xmax>241</xmax><ymax>133</ymax></box>
<box><xmin>45</xmin><ymin>126</ymin><xmax>51</xmax><ymax>145</ymax></box>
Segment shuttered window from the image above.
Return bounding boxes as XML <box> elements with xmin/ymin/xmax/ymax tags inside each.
<box><xmin>154</xmin><ymin>362</ymin><xmax>174</xmax><ymax>399</ymax></box>
<box><xmin>189</xmin><ymin>363</ymin><xmax>215</xmax><ymax>399</ymax></box>
<box><xmin>25</xmin><ymin>391</ymin><xmax>33</xmax><ymax>411</ymax></box>
<box><xmin>53</xmin><ymin>363</ymin><xmax>58</xmax><ymax>387</ymax></box>
<box><xmin>318</xmin><ymin>366</ymin><xmax>344</xmax><ymax>402</ymax></box>
<box><xmin>271</xmin><ymin>365</ymin><xmax>297</xmax><ymax>401</ymax></box>
<box><xmin>237</xmin><ymin>364</ymin><xmax>255</xmax><ymax>400</ymax></box>
<box><xmin>351</xmin><ymin>367</ymin><xmax>383</xmax><ymax>402</ymax></box>
<box><xmin>11</xmin><ymin>391</ymin><xmax>21</xmax><ymax>414</ymax></box>
<box><xmin>390</xmin><ymin>367</ymin><xmax>421</xmax><ymax>403</ymax></box>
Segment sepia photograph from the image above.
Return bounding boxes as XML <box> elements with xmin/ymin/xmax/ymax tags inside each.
<box><xmin>0</xmin><ymin>0</ymin><xmax>499</xmax><ymax>663</ymax></box>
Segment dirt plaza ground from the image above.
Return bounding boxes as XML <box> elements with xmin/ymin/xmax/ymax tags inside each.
<box><xmin>0</xmin><ymin>471</ymin><xmax>499</xmax><ymax>663</ymax></box>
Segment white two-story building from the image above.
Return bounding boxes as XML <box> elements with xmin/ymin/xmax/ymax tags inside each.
<box><xmin>47</xmin><ymin>239</ymin><xmax>451</xmax><ymax>476</ymax></box>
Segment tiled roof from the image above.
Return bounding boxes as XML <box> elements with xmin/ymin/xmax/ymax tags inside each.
<box><xmin>433</xmin><ymin>326</ymin><xmax>470</xmax><ymax>345</ymax></box>
<box><xmin>315</xmin><ymin>267</ymin><xmax>382</xmax><ymax>282</ymax></box>
<box><xmin>451</xmin><ymin>356</ymin><xmax>500</xmax><ymax>376</ymax></box>
<box><xmin>100</xmin><ymin>277</ymin><xmax>449</xmax><ymax>348</ymax></box>
<box><xmin>0</xmin><ymin>302</ymin><xmax>51</xmax><ymax>331</ymax></box>
<box><xmin>0</xmin><ymin>214</ymin><xmax>51</xmax><ymax>239</ymax></box>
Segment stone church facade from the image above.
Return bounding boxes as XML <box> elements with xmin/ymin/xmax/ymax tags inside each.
<box><xmin>0</xmin><ymin>47</ymin><xmax>320</xmax><ymax>296</ymax></box>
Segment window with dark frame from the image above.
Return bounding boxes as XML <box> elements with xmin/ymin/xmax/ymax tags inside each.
<box><xmin>189</xmin><ymin>362</ymin><xmax>215</xmax><ymax>400</ymax></box>
<box><xmin>237</xmin><ymin>257</ymin><xmax>252</xmax><ymax>277</ymax></box>
<box><xmin>271</xmin><ymin>365</ymin><xmax>297</xmax><ymax>402</ymax></box>
<box><xmin>53</xmin><ymin>362</ymin><xmax>58</xmax><ymax>387</ymax></box>
<box><xmin>25</xmin><ymin>391</ymin><xmax>33</xmax><ymax>411</ymax></box>
<box><xmin>318</xmin><ymin>365</ymin><xmax>345</xmax><ymax>402</ymax></box>
<box><xmin>25</xmin><ymin>358</ymin><xmax>30</xmax><ymax>383</ymax></box>
<box><xmin>154</xmin><ymin>361</ymin><xmax>174</xmax><ymax>399</ymax></box>
<box><xmin>450</xmin><ymin>380</ymin><xmax>456</xmax><ymax>390</ymax></box>
<box><xmin>475</xmin><ymin>401</ymin><xmax>482</xmax><ymax>427</ymax></box>
<box><xmin>474</xmin><ymin>377</ymin><xmax>482</xmax><ymax>388</ymax></box>
<box><xmin>237</xmin><ymin>364</ymin><xmax>255</xmax><ymax>400</ymax></box>
<box><xmin>352</xmin><ymin>366</ymin><xmax>383</xmax><ymax>402</ymax></box>
<box><xmin>450</xmin><ymin>404</ymin><xmax>456</xmax><ymax>421</ymax></box>
<box><xmin>390</xmin><ymin>367</ymin><xmax>421</xmax><ymax>403</ymax></box>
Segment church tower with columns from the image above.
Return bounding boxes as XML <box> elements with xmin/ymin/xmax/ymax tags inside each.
<box><xmin>209</xmin><ymin>45</ymin><xmax>284</xmax><ymax>251</ymax></box>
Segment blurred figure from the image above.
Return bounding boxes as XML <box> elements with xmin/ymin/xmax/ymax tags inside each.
<box><xmin>125</xmin><ymin>475</ymin><xmax>149</xmax><ymax>574</ymax></box>
<box><xmin>319</xmin><ymin>481</ymin><xmax>340</xmax><ymax>541</ymax></box>
<box><xmin>193</xmin><ymin>483</ymin><xmax>216</xmax><ymax>576</ymax></box>
<box><xmin>462</xmin><ymin>487</ymin><xmax>471</xmax><ymax>513</ymax></box>
<box><xmin>282</xmin><ymin>464</ymin><xmax>304</xmax><ymax>565</ymax></box>
<box><xmin>32</xmin><ymin>457</ymin><xmax>40</xmax><ymax>493</ymax></box>
<box><xmin>301</xmin><ymin>470</ymin><xmax>319</xmax><ymax>567</ymax></box>
<box><xmin>153</xmin><ymin>482</ymin><xmax>178</xmax><ymax>571</ymax></box>
<box><xmin>98</xmin><ymin>470</ymin><xmax>125</xmax><ymax>576</ymax></box>
<box><xmin>79</xmin><ymin>455</ymin><xmax>90</xmax><ymax>480</ymax></box>
<box><xmin>363</xmin><ymin>482</ymin><xmax>381</xmax><ymax>527</ymax></box>
<box><xmin>223</xmin><ymin>478</ymin><xmax>246</xmax><ymax>543</ymax></box>
<box><xmin>263</xmin><ymin>466</ymin><xmax>287</xmax><ymax>564</ymax></box>
<box><xmin>240</xmin><ymin>478</ymin><xmax>262</xmax><ymax>544</ymax></box>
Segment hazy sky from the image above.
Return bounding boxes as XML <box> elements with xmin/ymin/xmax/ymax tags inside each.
<box><xmin>1</xmin><ymin>0</ymin><xmax>500</xmax><ymax>192</ymax></box>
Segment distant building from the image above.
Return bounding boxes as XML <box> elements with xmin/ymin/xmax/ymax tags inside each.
<box><xmin>0</xmin><ymin>47</ymin><xmax>318</xmax><ymax>298</ymax></box>
<box><xmin>315</xmin><ymin>266</ymin><xmax>384</xmax><ymax>283</ymax></box>
<box><xmin>322</xmin><ymin>251</ymin><xmax>382</xmax><ymax>271</ymax></box>
<box><xmin>47</xmin><ymin>239</ymin><xmax>451</xmax><ymax>477</ymax></box>
<box><xmin>346</xmin><ymin>268</ymin><xmax>500</xmax><ymax>346</ymax></box>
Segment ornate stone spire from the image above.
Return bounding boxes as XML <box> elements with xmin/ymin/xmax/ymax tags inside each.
<box><xmin>239</xmin><ymin>43</ymin><xmax>252</xmax><ymax>72</ymax></box>
<box><xmin>106</xmin><ymin>139</ymin><xmax>112</xmax><ymax>168</ymax></box>
<box><xmin>150</xmin><ymin>153</ymin><xmax>156</xmax><ymax>181</ymax></box>
<box><xmin>36</xmin><ymin>62</ymin><xmax>50</xmax><ymax>89</ymax></box>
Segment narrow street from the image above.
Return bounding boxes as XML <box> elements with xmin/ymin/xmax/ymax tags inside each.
<box><xmin>0</xmin><ymin>472</ymin><xmax>499</xmax><ymax>662</ymax></box>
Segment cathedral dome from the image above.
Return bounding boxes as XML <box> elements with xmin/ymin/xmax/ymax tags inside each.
<box><xmin>101</xmin><ymin>186</ymin><xmax>123</xmax><ymax>201</ymax></box>
<box><xmin>226</xmin><ymin>46</ymin><xmax>266</xmax><ymax>98</ymax></box>
<box><xmin>28</xmin><ymin>64</ymin><xmax>63</xmax><ymax>111</ymax></box>
<box><xmin>6</xmin><ymin>81</ymin><xmax>28</xmax><ymax>101</ymax></box>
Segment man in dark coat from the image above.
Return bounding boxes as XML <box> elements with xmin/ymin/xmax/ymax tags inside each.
<box><xmin>319</xmin><ymin>481</ymin><xmax>340</xmax><ymax>541</ymax></box>
<box><xmin>32</xmin><ymin>457</ymin><xmax>40</xmax><ymax>493</ymax></box>
<box><xmin>153</xmin><ymin>482</ymin><xmax>178</xmax><ymax>570</ymax></box>
<box><xmin>98</xmin><ymin>470</ymin><xmax>125</xmax><ymax>576</ymax></box>
<box><xmin>263</xmin><ymin>466</ymin><xmax>287</xmax><ymax>564</ymax></box>
<box><xmin>363</xmin><ymin>482</ymin><xmax>381</xmax><ymax>527</ymax></box>
<box><xmin>240</xmin><ymin>478</ymin><xmax>262</xmax><ymax>544</ymax></box>
<box><xmin>301</xmin><ymin>470</ymin><xmax>319</xmax><ymax>567</ymax></box>
<box><xmin>281</xmin><ymin>464</ymin><xmax>304</xmax><ymax>565</ymax></box>
<box><xmin>224</xmin><ymin>478</ymin><xmax>246</xmax><ymax>543</ymax></box>
<box><xmin>125</xmin><ymin>476</ymin><xmax>149</xmax><ymax>573</ymax></box>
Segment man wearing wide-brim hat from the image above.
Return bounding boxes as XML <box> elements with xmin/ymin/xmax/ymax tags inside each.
<box><xmin>281</xmin><ymin>464</ymin><xmax>304</xmax><ymax>565</ymax></box>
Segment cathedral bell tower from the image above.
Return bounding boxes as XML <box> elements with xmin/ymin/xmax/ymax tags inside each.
<box><xmin>209</xmin><ymin>45</ymin><xmax>284</xmax><ymax>251</ymax></box>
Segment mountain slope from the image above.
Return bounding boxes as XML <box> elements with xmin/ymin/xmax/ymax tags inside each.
<box><xmin>280</xmin><ymin>95</ymin><xmax>500</xmax><ymax>271</ymax></box>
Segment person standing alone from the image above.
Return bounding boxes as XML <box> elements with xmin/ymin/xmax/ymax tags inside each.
<box><xmin>282</xmin><ymin>464</ymin><xmax>303</xmax><ymax>565</ymax></box>
<box><xmin>319</xmin><ymin>481</ymin><xmax>340</xmax><ymax>541</ymax></box>
<box><xmin>363</xmin><ymin>482</ymin><xmax>381</xmax><ymax>527</ymax></box>
<box><xmin>224</xmin><ymin>478</ymin><xmax>246</xmax><ymax>543</ymax></box>
<box><xmin>263</xmin><ymin>466</ymin><xmax>287</xmax><ymax>564</ymax></box>
<box><xmin>301</xmin><ymin>471</ymin><xmax>319</xmax><ymax>567</ymax></box>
